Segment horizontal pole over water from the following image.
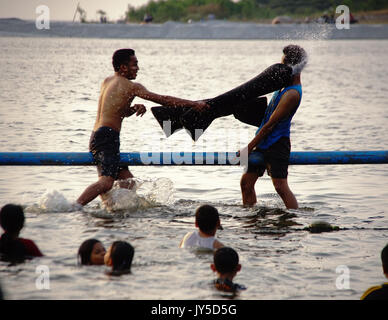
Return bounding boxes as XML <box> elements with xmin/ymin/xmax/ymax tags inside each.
<box><xmin>0</xmin><ymin>151</ymin><xmax>387</xmax><ymax>166</ymax></box>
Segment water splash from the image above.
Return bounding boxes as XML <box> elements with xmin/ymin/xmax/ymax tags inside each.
<box><xmin>278</xmin><ymin>21</ymin><xmax>334</xmax><ymax>43</ymax></box>
<box><xmin>101</xmin><ymin>187</ymin><xmax>150</xmax><ymax>213</ymax></box>
<box><xmin>30</xmin><ymin>189</ymin><xmax>75</xmax><ymax>213</ymax></box>
<box><xmin>101</xmin><ymin>177</ymin><xmax>175</xmax><ymax>213</ymax></box>
<box><xmin>280</xmin><ymin>23</ymin><xmax>334</xmax><ymax>74</ymax></box>
<box><xmin>26</xmin><ymin>177</ymin><xmax>175</xmax><ymax>214</ymax></box>
<box><xmin>135</xmin><ymin>177</ymin><xmax>175</xmax><ymax>205</ymax></box>
<box><xmin>291</xmin><ymin>57</ymin><xmax>308</xmax><ymax>75</ymax></box>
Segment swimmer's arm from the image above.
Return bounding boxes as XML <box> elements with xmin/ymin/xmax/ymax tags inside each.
<box><xmin>132</xmin><ymin>82</ymin><xmax>209</xmax><ymax>111</ymax></box>
<box><xmin>246</xmin><ymin>90</ymin><xmax>299</xmax><ymax>154</ymax></box>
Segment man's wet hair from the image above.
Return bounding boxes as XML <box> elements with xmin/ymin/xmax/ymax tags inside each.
<box><xmin>214</xmin><ymin>247</ymin><xmax>239</xmax><ymax>274</ymax></box>
<box><xmin>110</xmin><ymin>241</ymin><xmax>134</xmax><ymax>273</ymax></box>
<box><xmin>283</xmin><ymin>44</ymin><xmax>307</xmax><ymax>66</ymax></box>
<box><xmin>0</xmin><ymin>204</ymin><xmax>24</xmax><ymax>234</ymax></box>
<box><xmin>112</xmin><ymin>48</ymin><xmax>135</xmax><ymax>72</ymax></box>
<box><xmin>381</xmin><ymin>243</ymin><xmax>388</xmax><ymax>274</ymax></box>
<box><xmin>195</xmin><ymin>205</ymin><xmax>220</xmax><ymax>235</ymax></box>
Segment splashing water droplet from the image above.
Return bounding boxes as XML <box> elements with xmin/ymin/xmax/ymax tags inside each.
<box><xmin>101</xmin><ymin>177</ymin><xmax>175</xmax><ymax>213</ymax></box>
<box><xmin>37</xmin><ymin>189</ymin><xmax>73</xmax><ymax>212</ymax></box>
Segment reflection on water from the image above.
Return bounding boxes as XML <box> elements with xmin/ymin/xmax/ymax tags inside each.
<box><xmin>235</xmin><ymin>207</ymin><xmax>302</xmax><ymax>237</ymax></box>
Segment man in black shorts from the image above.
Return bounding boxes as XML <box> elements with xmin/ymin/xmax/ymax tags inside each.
<box><xmin>88</xmin><ymin>126</ymin><xmax>126</xmax><ymax>180</ymax></box>
<box><xmin>246</xmin><ymin>136</ymin><xmax>291</xmax><ymax>182</ymax></box>
<box><xmin>75</xmin><ymin>49</ymin><xmax>207</xmax><ymax>207</ymax></box>
<box><xmin>239</xmin><ymin>45</ymin><xmax>307</xmax><ymax>209</ymax></box>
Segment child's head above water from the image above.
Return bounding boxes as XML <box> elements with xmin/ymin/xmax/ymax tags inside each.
<box><xmin>0</xmin><ymin>204</ymin><xmax>25</xmax><ymax>236</ymax></box>
<box><xmin>195</xmin><ymin>205</ymin><xmax>221</xmax><ymax>236</ymax></box>
<box><xmin>104</xmin><ymin>241</ymin><xmax>134</xmax><ymax>276</ymax></box>
<box><xmin>211</xmin><ymin>247</ymin><xmax>241</xmax><ymax>276</ymax></box>
<box><xmin>0</xmin><ymin>204</ymin><xmax>27</xmax><ymax>263</ymax></box>
<box><xmin>78</xmin><ymin>239</ymin><xmax>106</xmax><ymax>265</ymax></box>
<box><xmin>211</xmin><ymin>247</ymin><xmax>245</xmax><ymax>293</ymax></box>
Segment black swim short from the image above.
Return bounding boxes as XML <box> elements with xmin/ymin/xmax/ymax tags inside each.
<box><xmin>89</xmin><ymin>126</ymin><xmax>128</xmax><ymax>179</ymax></box>
<box><xmin>246</xmin><ymin>136</ymin><xmax>291</xmax><ymax>179</ymax></box>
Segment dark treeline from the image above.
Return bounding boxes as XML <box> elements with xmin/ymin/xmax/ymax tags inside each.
<box><xmin>126</xmin><ymin>0</ymin><xmax>388</xmax><ymax>23</ymax></box>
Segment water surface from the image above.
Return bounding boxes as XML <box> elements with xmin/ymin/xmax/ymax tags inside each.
<box><xmin>0</xmin><ymin>37</ymin><xmax>387</xmax><ymax>299</ymax></box>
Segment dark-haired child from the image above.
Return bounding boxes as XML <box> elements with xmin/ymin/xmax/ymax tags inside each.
<box><xmin>179</xmin><ymin>205</ymin><xmax>224</xmax><ymax>250</ymax></box>
<box><xmin>211</xmin><ymin>247</ymin><xmax>246</xmax><ymax>293</ymax></box>
<box><xmin>104</xmin><ymin>241</ymin><xmax>134</xmax><ymax>276</ymax></box>
<box><xmin>78</xmin><ymin>239</ymin><xmax>106</xmax><ymax>265</ymax></box>
<box><xmin>0</xmin><ymin>204</ymin><xmax>43</xmax><ymax>262</ymax></box>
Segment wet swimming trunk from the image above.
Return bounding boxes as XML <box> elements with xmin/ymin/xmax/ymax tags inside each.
<box><xmin>246</xmin><ymin>136</ymin><xmax>290</xmax><ymax>179</ymax></box>
<box><xmin>89</xmin><ymin>126</ymin><xmax>128</xmax><ymax>179</ymax></box>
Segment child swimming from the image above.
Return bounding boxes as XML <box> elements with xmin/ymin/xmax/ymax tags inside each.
<box><xmin>179</xmin><ymin>204</ymin><xmax>224</xmax><ymax>250</ymax></box>
<box><xmin>104</xmin><ymin>241</ymin><xmax>134</xmax><ymax>276</ymax></box>
<box><xmin>211</xmin><ymin>247</ymin><xmax>246</xmax><ymax>293</ymax></box>
<box><xmin>78</xmin><ymin>239</ymin><xmax>106</xmax><ymax>265</ymax></box>
<box><xmin>0</xmin><ymin>204</ymin><xmax>43</xmax><ymax>262</ymax></box>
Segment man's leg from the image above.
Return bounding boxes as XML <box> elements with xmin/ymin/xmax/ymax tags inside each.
<box><xmin>271</xmin><ymin>177</ymin><xmax>298</xmax><ymax>209</ymax></box>
<box><xmin>116</xmin><ymin>167</ymin><xmax>135</xmax><ymax>189</ymax></box>
<box><xmin>77</xmin><ymin>175</ymin><xmax>114</xmax><ymax>206</ymax></box>
<box><xmin>240</xmin><ymin>172</ymin><xmax>259</xmax><ymax>206</ymax></box>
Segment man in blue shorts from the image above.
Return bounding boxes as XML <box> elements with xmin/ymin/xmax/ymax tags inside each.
<box><xmin>239</xmin><ymin>45</ymin><xmax>307</xmax><ymax>209</ymax></box>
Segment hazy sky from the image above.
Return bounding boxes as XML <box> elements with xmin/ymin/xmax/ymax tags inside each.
<box><xmin>0</xmin><ymin>0</ymin><xmax>150</xmax><ymax>21</ymax></box>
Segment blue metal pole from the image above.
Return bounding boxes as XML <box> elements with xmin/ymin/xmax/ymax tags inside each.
<box><xmin>288</xmin><ymin>150</ymin><xmax>388</xmax><ymax>165</ymax></box>
<box><xmin>0</xmin><ymin>151</ymin><xmax>387</xmax><ymax>166</ymax></box>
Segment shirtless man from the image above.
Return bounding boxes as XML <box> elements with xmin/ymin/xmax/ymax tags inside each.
<box><xmin>76</xmin><ymin>48</ymin><xmax>207</xmax><ymax>207</ymax></box>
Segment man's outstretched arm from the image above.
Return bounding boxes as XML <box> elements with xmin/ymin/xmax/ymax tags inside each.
<box><xmin>132</xmin><ymin>82</ymin><xmax>208</xmax><ymax>111</ymax></box>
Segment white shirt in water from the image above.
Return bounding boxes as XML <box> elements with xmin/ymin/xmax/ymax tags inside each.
<box><xmin>180</xmin><ymin>230</ymin><xmax>216</xmax><ymax>250</ymax></box>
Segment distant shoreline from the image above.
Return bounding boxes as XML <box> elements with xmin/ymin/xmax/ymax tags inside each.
<box><xmin>1</xmin><ymin>8</ymin><xmax>388</xmax><ymax>24</ymax></box>
<box><xmin>1</xmin><ymin>18</ymin><xmax>388</xmax><ymax>40</ymax></box>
